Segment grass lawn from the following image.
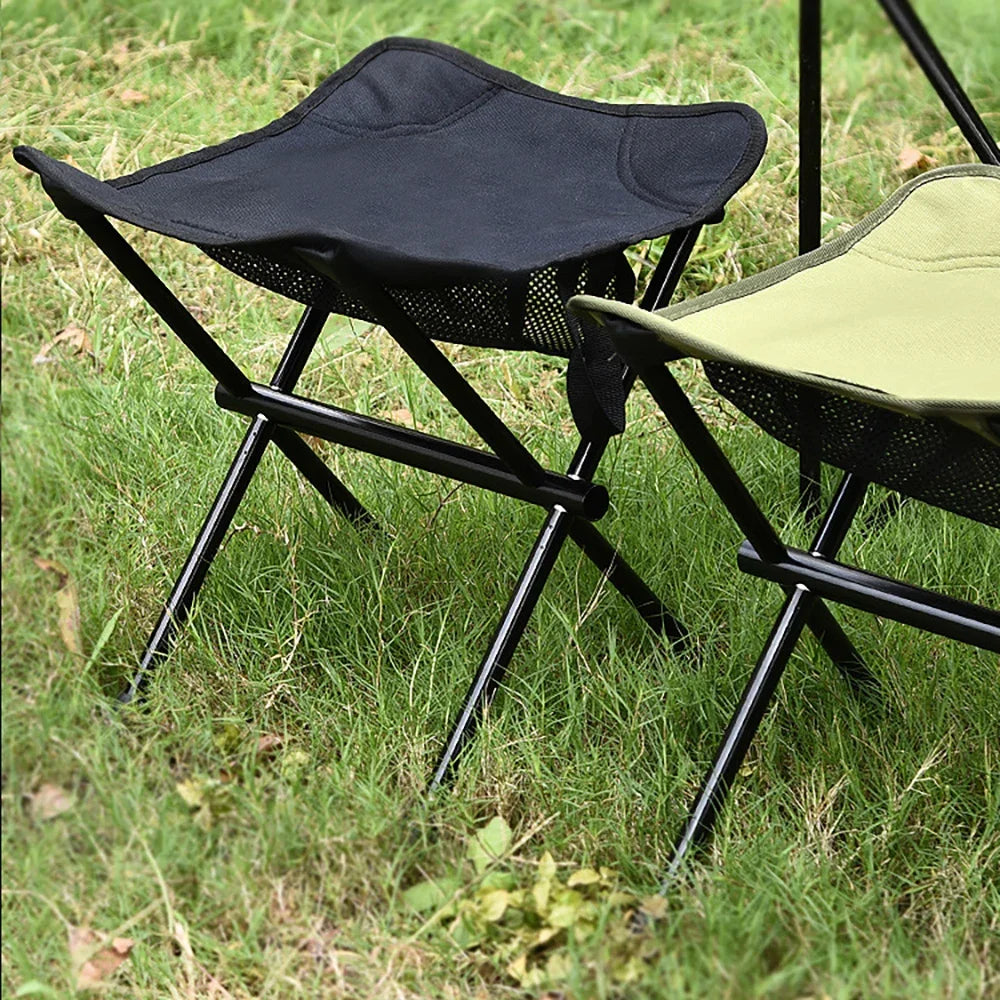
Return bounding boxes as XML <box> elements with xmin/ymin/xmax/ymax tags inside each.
<box><xmin>2</xmin><ymin>1</ymin><xmax>998</xmax><ymax>996</ymax></box>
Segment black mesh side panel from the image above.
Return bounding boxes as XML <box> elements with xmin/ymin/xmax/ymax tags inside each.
<box><xmin>199</xmin><ymin>245</ymin><xmax>625</xmax><ymax>357</ymax></box>
<box><xmin>199</xmin><ymin>245</ymin><xmax>376</xmax><ymax>323</ymax></box>
<box><xmin>704</xmin><ymin>363</ymin><xmax>1000</xmax><ymax>528</ymax></box>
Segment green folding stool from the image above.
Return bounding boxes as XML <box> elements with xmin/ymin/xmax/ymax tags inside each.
<box><xmin>570</xmin><ymin>163</ymin><xmax>1000</xmax><ymax>879</ymax></box>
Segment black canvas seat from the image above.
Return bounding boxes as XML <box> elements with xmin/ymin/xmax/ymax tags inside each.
<box><xmin>15</xmin><ymin>37</ymin><xmax>766</xmax><ymax>787</ymax></box>
<box><xmin>16</xmin><ymin>37</ymin><xmax>763</xmax><ymax>355</ymax></box>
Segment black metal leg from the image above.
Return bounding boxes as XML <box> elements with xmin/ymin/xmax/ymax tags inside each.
<box><xmin>662</xmin><ymin>471</ymin><xmax>874</xmax><ymax>878</ymax></box>
<box><xmin>428</xmin><ymin>498</ymin><xmax>695</xmax><ymax>789</ymax></box>
<box><xmin>663</xmin><ymin>585</ymin><xmax>815</xmax><ymax>883</ymax></box>
<box><xmin>876</xmin><ymin>0</ymin><xmax>1000</xmax><ymax>165</ymax></box>
<box><xmin>428</xmin><ymin>505</ymin><xmax>573</xmax><ymax>790</ymax></box>
<box><xmin>113</xmin><ymin>300</ymin><xmax>375</xmax><ymax>699</ymax></box>
<box><xmin>797</xmin><ymin>1</ymin><xmax>824</xmax><ymax>521</ymax></box>
<box><xmin>76</xmin><ymin>214</ymin><xmax>252</xmax><ymax>395</ymax></box>
<box><xmin>797</xmin><ymin>395</ymin><xmax>823</xmax><ymax>522</ymax></box>
<box><xmin>804</xmin><ymin>601</ymin><xmax>879</xmax><ymax>697</ymax></box>
<box><xmin>799</xmin><ymin>0</ymin><xmax>822</xmax><ymax>257</ymax></box>
<box><xmin>799</xmin><ymin>472</ymin><xmax>880</xmax><ymax>694</ymax></box>
<box><xmin>118</xmin><ymin>415</ymin><xmax>274</xmax><ymax>702</ymax></box>
<box><xmin>122</xmin><ymin>408</ymin><xmax>384</xmax><ymax>702</ymax></box>
<box><xmin>608</xmin><ymin>353</ymin><xmax>876</xmax><ymax>694</ymax></box>
<box><xmin>429</xmin><ymin>404</ymin><xmax>692</xmax><ymax>789</ymax></box>
<box><xmin>568</xmin><ymin>518</ymin><xmax>688</xmax><ymax>647</ymax></box>
<box><xmin>271</xmin><ymin>427</ymin><xmax>377</xmax><ymax>530</ymax></box>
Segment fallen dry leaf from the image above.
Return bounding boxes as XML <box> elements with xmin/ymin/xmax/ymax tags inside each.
<box><xmin>79</xmin><ymin>937</ymin><xmax>134</xmax><ymax>988</ymax></box>
<box><xmin>32</xmin><ymin>323</ymin><xmax>92</xmax><ymax>365</ymax></box>
<box><xmin>118</xmin><ymin>88</ymin><xmax>149</xmax><ymax>105</ymax></box>
<box><xmin>175</xmin><ymin>778</ymin><xmax>205</xmax><ymax>809</ymax></box>
<box><xmin>33</xmin><ymin>557</ymin><xmax>81</xmax><ymax>655</ymax></box>
<box><xmin>897</xmin><ymin>146</ymin><xmax>934</xmax><ymax>173</ymax></box>
<box><xmin>255</xmin><ymin>733</ymin><xmax>284</xmax><ymax>757</ymax></box>
<box><xmin>34</xmin><ymin>557</ymin><xmax>68</xmax><ymax>584</ymax></box>
<box><xmin>29</xmin><ymin>782</ymin><xmax>75</xmax><ymax>821</ymax></box>
<box><xmin>69</xmin><ymin>926</ymin><xmax>134</xmax><ymax>989</ymax></box>
<box><xmin>640</xmin><ymin>894</ymin><xmax>669</xmax><ymax>920</ymax></box>
<box><xmin>56</xmin><ymin>587</ymin><xmax>82</xmax><ymax>655</ymax></box>
<box><xmin>108</xmin><ymin>41</ymin><xmax>131</xmax><ymax>68</ymax></box>
<box><xmin>69</xmin><ymin>926</ymin><xmax>99</xmax><ymax>966</ymax></box>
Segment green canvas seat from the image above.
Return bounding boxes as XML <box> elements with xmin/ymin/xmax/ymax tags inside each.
<box><xmin>569</xmin><ymin>163</ymin><xmax>1000</xmax><ymax>879</ymax></box>
<box><xmin>586</xmin><ymin>165</ymin><xmax>999</xmax><ymax>419</ymax></box>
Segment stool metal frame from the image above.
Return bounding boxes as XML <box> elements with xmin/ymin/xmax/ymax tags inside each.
<box><xmin>598</xmin><ymin>318</ymin><xmax>1000</xmax><ymax>884</ymax></box>
<box><xmin>66</xmin><ymin>203</ymin><xmax>698</xmax><ymax>790</ymax></box>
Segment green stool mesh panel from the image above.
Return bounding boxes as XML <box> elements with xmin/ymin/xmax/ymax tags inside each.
<box><xmin>703</xmin><ymin>365</ymin><xmax>1000</xmax><ymax>526</ymax></box>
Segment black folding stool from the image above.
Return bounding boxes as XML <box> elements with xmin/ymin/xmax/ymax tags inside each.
<box><xmin>15</xmin><ymin>38</ymin><xmax>767</xmax><ymax>786</ymax></box>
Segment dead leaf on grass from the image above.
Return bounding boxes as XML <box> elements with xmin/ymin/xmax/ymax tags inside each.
<box><xmin>32</xmin><ymin>323</ymin><xmax>92</xmax><ymax>366</ymax></box>
<box><xmin>118</xmin><ymin>88</ymin><xmax>149</xmax><ymax>105</ymax></box>
<box><xmin>898</xmin><ymin>146</ymin><xmax>935</xmax><ymax>173</ymax></box>
<box><xmin>108</xmin><ymin>41</ymin><xmax>131</xmax><ymax>68</ymax></box>
<box><xmin>68</xmin><ymin>926</ymin><xmax>99</xmax><ymax>967</ymax></box>
<box><xmin>33</xmin><ymin>558</ymin><xmax>81</xmax><ymax>655</ymax></box>
<box><xmin>389</xmin><ymin>407</ymin><xmax>415</xmax><ymax>426</ymax></box>
<box><xmin>255</xmin><ymin>733</ymin><xmax>283</xmax><ymax>757</ymax></box>
<box><xmin>29</xmin><ymin>782</ymin><xmax>75</xmax><ymax>821</ymax></box>
<box><xmin>55</xmin><ymin>588</ymin><xmax>81</xmax><ymax>655</ymax></box>
<box><xmin>68</xmin><ymin>926</ymin><xmax>134</xmax><ymax>990</ymax></box>
<box><xmin>639</xmin><ymin>895</ymin><xmax>669</xmax><ymax>920</ymax></box>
